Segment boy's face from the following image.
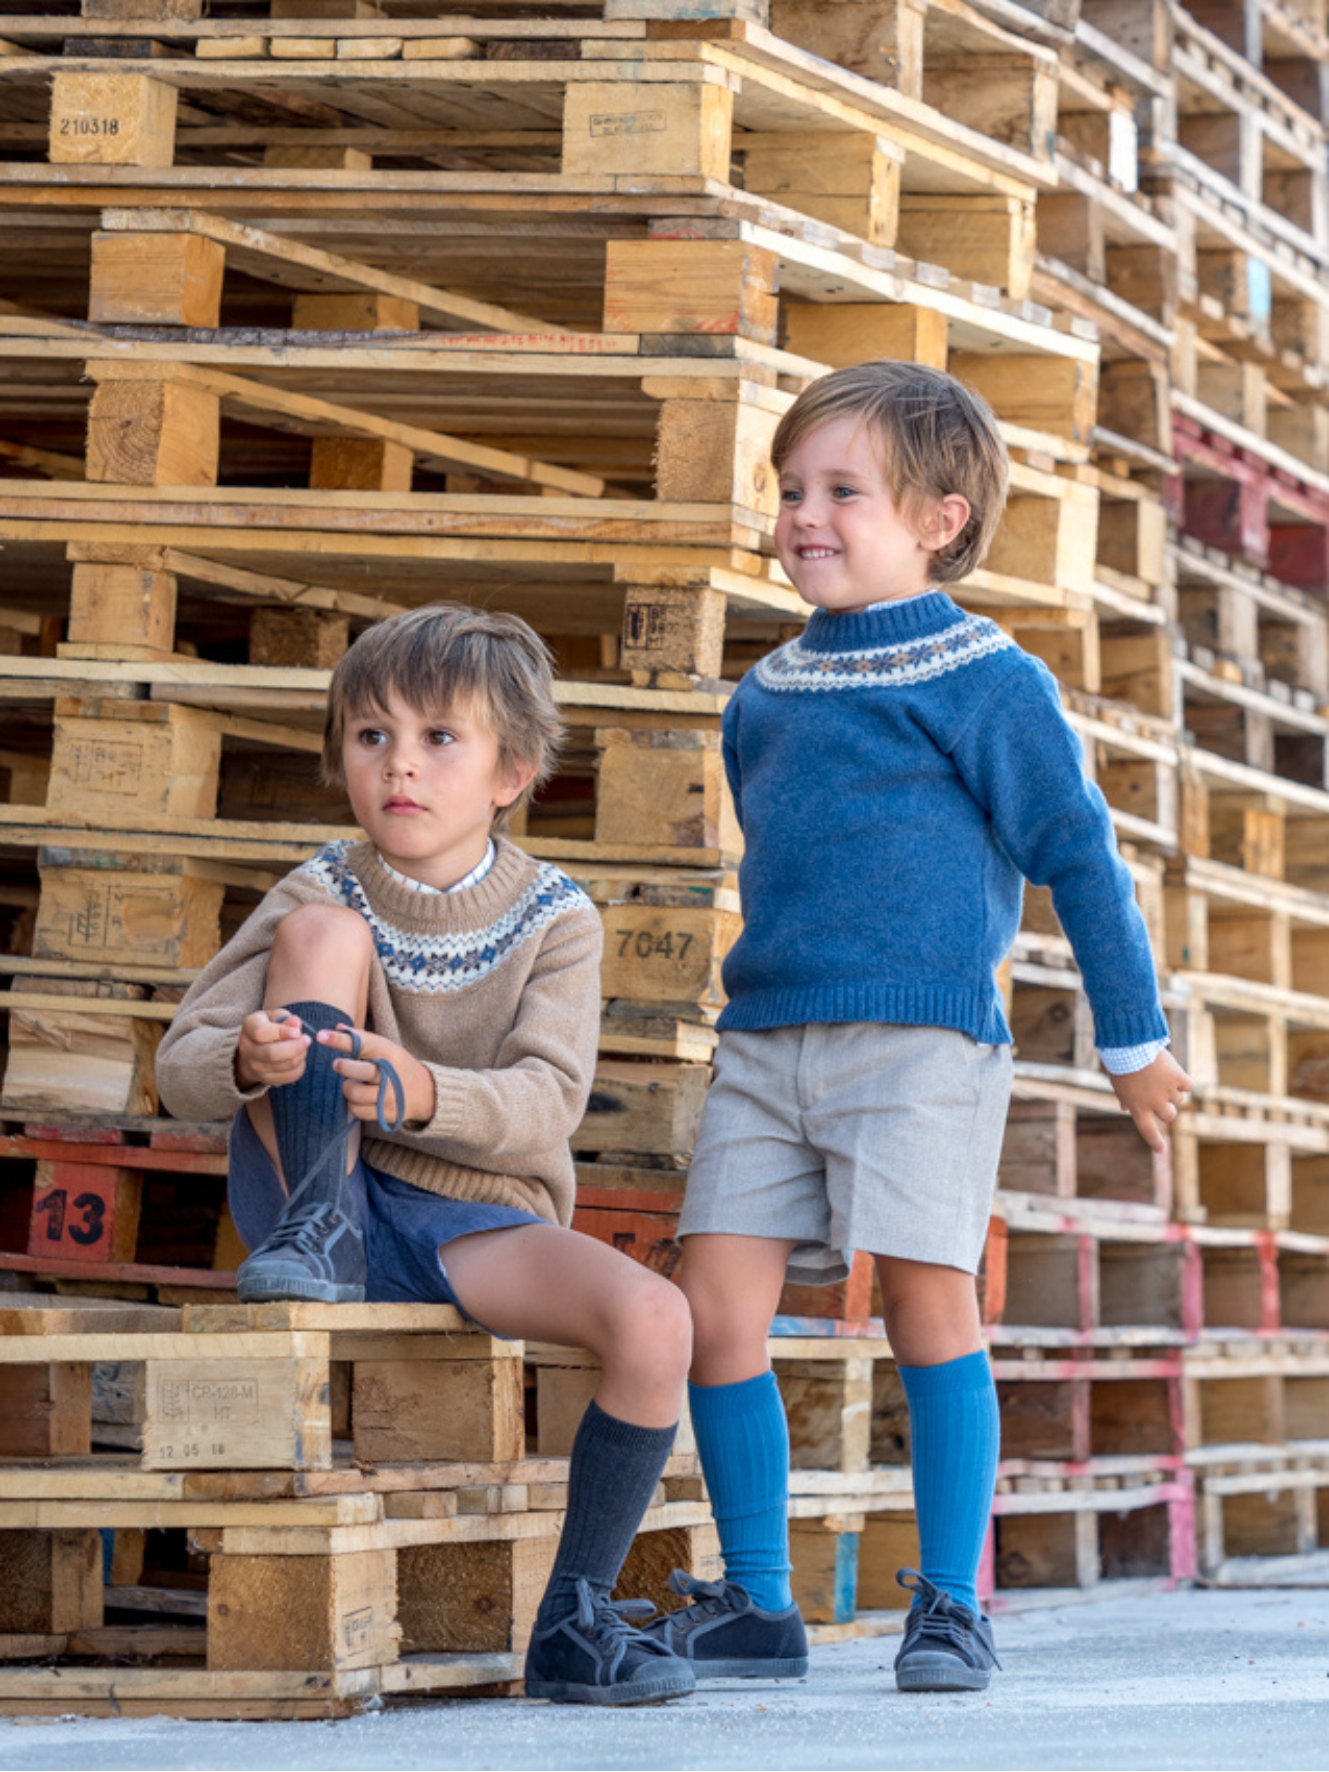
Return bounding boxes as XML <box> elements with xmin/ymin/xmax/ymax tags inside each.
<box><xmin>774</xmin><ymin>415</ymin><xmax>966</xmax><ymax>613</ymax></box>
<box><xmin>340</xmin><ymin>691</ymin><xmax>532</xmax><ymax>888</ymax></box>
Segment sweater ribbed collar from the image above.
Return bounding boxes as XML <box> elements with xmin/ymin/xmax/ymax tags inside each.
<box><xmin>344</xmin><ymin>835</ymin><xmax>541</xmax><ymax>932</ymax></box>
<box><xmin>801</xmin><ymin>591</ymin><xmax>965</xmax><ymax>654</ymax></box>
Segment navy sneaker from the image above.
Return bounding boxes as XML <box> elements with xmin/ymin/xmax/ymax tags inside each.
<box><xmin>893</xmin><ymin>1569</ymin><xmax>1000</xmax><ymax>1692</ymax></box>
<box><xmin>237</xmin><ymin>1199</ymin><xmax>366</xmax><ymax>1304</ymax></box>
<box><xmin>525</xmin><ymin>1580</ymin><xmax>696</xmax><ymax>1706</ymax></box>
<box><xmin>639</xmin><ymin>1572</ymin><xmax>809</xmax><ymax>1679</ymax></box>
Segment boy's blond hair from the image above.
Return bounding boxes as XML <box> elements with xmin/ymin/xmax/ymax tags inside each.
<box><xmin>771</xmin><ymin>360</ymin><xmax>1009</xmax><ymax>585</ymax></box>
<box><xmin>323</xmin><ymin>603</ymin><xmax>562</xmax><ymax>827</ymax></box>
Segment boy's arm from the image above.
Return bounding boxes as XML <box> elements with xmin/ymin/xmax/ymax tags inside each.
<box><xmin>721</xmin><ymin>691</ymin><xmax>743</xmax><ymax>833</ymax></box>
<box><xmin>154</xmin><ymin>879</ymin><xmax>309</xmax><ymax>1123</ymax></box>
<box><xmin>949</xmin><ymin>654</ymin><xmax>1170</xmax><ymax>1052</ymax></box>
<box><xmin>406</xmin><ymin>906</ymin><xmax>604</xmax><ymax>1162</ymax></box>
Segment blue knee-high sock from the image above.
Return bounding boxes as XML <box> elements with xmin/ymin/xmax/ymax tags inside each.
<box><xmin>689</xmin><ymin>1372</ymin><xmax>792</xmax><ymax>1613</ymax></box>
<box><xmin>268</xmin><ymin>999</ymin><xmax>355</xmax><ymax>1206</ymax></box>
<box><xmin>899</xmin><ymin>1350</ymin><xmax>1000</xmax><ymax>1617</ymax></box>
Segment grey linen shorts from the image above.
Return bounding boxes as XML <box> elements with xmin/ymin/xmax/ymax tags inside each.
<box><xmin>679</xmin><ymin>1023</ymin><xmax>1013</xmax><ymax>1284</ymax></box>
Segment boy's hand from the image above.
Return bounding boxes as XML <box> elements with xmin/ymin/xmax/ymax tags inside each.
<box><xmin>317</xmin><ymin>1025</ymin><xmax>436</xmax><ymax>1130</ymax></box>
<box><xmin>1109</xmin><ymin>1050</ymin><xmax>1193</xmax><ymax>1153</ymax></box>
<box><xmin>235</xmin><ymin>1009</ymin><xmax>310</xmax><ymax>1091</ymax></box>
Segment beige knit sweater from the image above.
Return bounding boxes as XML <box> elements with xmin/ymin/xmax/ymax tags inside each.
<box><xmin>155</xmin><ymin>837</ymin><xmax>603</xmax><ymax>1227</ymax></box>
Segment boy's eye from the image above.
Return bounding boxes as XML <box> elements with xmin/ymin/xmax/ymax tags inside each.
<box><xmin>832</xmin><ymin>484</ymin><xmax>859</xmax><ymax>500</ymax></box>
<box><xmin>779</xmin><ymin>486</ymin><xmax>802</xmax><ymax>504</ymax></box>
<box><xmin>356</xmin><ymin>727</ymin><xmax>387</xmax><ymax>746</ymax></box>
<box><xmin>427</xmin><ymin>729</ymin><xmax>454</xmax><ymax>747</ymax></box>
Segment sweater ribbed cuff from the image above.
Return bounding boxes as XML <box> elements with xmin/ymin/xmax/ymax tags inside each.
<box><xmin>227</xmin><ymin>1029</ymin><xmax>271</xmax><ymax>1110</ymax></box>
<box><xmin>421</xmin><ymin>1062</ymin><xmax>469</xmax><ymax>1141</ymax></box>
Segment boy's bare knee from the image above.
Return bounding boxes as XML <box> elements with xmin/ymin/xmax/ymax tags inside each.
<box><xmin>606</xmin><ymin>1274</ymin><xmax>692</xmax><ymax>1387</ymax></box>
<box><xmin>273</xmin><ymin>902</ymin><xmax>375</xmax><ymax>963</ymax></box>
<box><xmin>680</xmin><ymin>1277</ymin><xmax>764</xmax><ymax>1374</ymax></box>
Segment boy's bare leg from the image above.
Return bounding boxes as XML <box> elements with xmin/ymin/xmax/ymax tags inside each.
<box><xmin>872</xmin><ymin>1255</ymin><xmax>983</xmax><ymax>1365</ymax></box>
<box><xmin>678</xmin><ymin>1233</ymin><xmax>797</xmax><ymax>1384</ymax></box>
<box><xmin>245</xmin><ymin>904</ymin><xmax>374</xmax><ymax>1180</ymax></box>
<box><xmin>442</xmin><ymin>1222</ymin><xmax>690</xmax><ymax>1426</ymax></box>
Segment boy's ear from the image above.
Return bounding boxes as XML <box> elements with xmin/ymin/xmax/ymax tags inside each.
<box><xmin>919</xmin><ymin>492</ymin><xmax>970</xmax><ymax>554</ymax></box>
<box><xmin>493</xmin><ymin>756</ymin><xmax>540</xmax><ymax>810</ymax></box>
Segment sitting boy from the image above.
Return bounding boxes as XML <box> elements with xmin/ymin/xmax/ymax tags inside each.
<box><xmin>156</xmin><ymin>603</ymin><xmax>695</xmax><ymax>1707</ymax></box>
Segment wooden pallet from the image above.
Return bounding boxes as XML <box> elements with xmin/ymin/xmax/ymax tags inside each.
<box><xmin>0</xmin><ymin>1450</ymin><xmax>717</xmax><ymax>1718</ymax></box>
<box><xmin>1190</xmin><ymin>1440</ymin><xmax>1329</xmax><ymax>1581</ymax></box>
<box><xmin>1176</xmin><ymin>540</ymin><xmax>1329</xmax><ymax>702</ymax></box>
<box><xmin>985</xmin><ymin>1465</ymin><xmax>1197</xmax><ymax>1595</ymax></box>
<box><xmin>1182</xmin><ymin>1333</ymin><xmax>1329</xmax><ymax>1447</ymax></box>
<box><xmin>0</xmin><ymin>1296</ymin><xmax>528</xmax><ymax>1472</ymax></box>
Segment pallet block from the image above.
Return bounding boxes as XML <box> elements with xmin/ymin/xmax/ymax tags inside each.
<box><xmin>595</xmin><ymin>728</ymin><xmax>741</xmax><ymax>858</ymax></box>
<box><xmin>208</xmin><ymin>1548</ymin><xmax>399</xmax><ymax>1672</ymax></box>
<box><xmin>856</xmin><ymin>1513</ymin><xmax>921</xmax><ymax>1611</ymax></box>
<box><xmin>1</xmin><ymin>981</ymin><xmax>164</xmax><ymax>1119</ymax></box>
<box><xmin>89</xmin><ymin>229</ymin><xmax>225</xmax><ymax>328</ymax></box>
<box><xmin>616</xmin><ymin>1520</ymin><xmax>723</xmax><ymax>1613</ymax></box>
<box><xmin>0</xmin><ymin>1365</ymin><xmax>92</xmax><ymax>1460</ymax></box>
<box><xmin>603</xmin><ymin>239</ymin><xmax>780</xmax><ymax>342</ymax></box>
<box><xmin>351</xmin><ymin>1357</ymin><xmax>525</xmax><ymax>1465</ymax></box>
<box><xmin>398</xmin><ymin>1536</ymin><xmax>557</xmax><ymax>1655</ymax></box>
<box><xmin>777</xmin><ymin>1355</ymin><xmax>876</xmax><ymax>1474</ymax></box>
<box><xmin>32</xmin><ymin>863</ymin><xmax>224</xmax><ymax>972</ymax></box>
<box><xmin>46</xmin><ymin>700</ymin><xmax>223</xmax><ymax>824</ymax></box>
<box><xmin>577</xmin><ymin>1059</ymin><xmax>712</xmax><ymax>1161</ymax></box>
<box><xmin>598</xmin><ymin>901</ymin><xmax>739</xmax><ymax>1014</ymax></box>
<box><xmin>0</xmin><ymin>1530</ymin><xmax>102</xmax><ymax>1636</ymax></box>
<box><xmin>49</xmin><ymin>72</ymin><xmax>178</xmax><ymax>168</ymax></box>
<box><xmin>790</xmin><ymin>1517</ymin><xmax>862</xmax><ymax>1626</ymax></box>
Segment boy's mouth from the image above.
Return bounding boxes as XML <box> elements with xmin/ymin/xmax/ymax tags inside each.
<box><xmin>796</xmin><ymin>545</ymin><xmax>838</xmax><ymax>561</ymax></box>
<box><xmin>384</xmin><ymin>796</ymin><xmax>424</xmax><ymax>812</ymax></box>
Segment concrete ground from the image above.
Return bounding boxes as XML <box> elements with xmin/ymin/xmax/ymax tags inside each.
<box><xmin>0</xmin><ymin>1588</ymin><xmax>1326</xmax><ymax>1772</ymax></box>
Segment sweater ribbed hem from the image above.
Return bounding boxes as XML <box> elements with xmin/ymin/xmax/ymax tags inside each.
<box><xmin>718</xmin><ymin>987</ymin><xmax>1171</xmax><ymax>1054</ymax></box>
<box><xmin>717</xmin><ymin>984</ymin><xmax>1012</xmax><ymax>1045</ymax></box>
<box><xmin>362</xmin><ymin>1138</ymin><xmax>565</xmax><ymax>1226</ymax></box>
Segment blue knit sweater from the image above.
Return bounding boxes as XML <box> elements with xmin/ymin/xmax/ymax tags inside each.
<box><xmin>718</xmin><ymin>591</ymin><xmax>1169</xmax><ymax>1050</ymax></box>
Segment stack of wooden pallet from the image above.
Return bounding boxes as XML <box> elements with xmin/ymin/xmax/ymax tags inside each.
<box><xmin>0</xmin><ymin>0</ymin><xmax>1325</xmax><ymax>1714</ymax></box>
<box><xmin>0</xmin><ymin>1293</ymin><xmax>718</xmax><ymax>1718</ymax></box>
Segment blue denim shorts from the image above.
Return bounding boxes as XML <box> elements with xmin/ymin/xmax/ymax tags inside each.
<box><xmin>227</xmin><ymin>1107</ymin><xmax>544</xmax><ymax>1316</ymax></box>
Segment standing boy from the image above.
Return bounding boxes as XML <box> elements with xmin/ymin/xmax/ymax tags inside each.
<box><xmin>157</xmin><ymin>604</ymin><xmax>696</xmax><ymax>1706</ymax></box>
<box><xmin>644</xmin><ymin>361</ymin><xmax>1192</xmax><ymax>1691</ymax></box>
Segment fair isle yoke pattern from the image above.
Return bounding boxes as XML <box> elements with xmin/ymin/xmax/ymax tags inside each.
<box><xmin>300</xmin><ymin>841</ymin><xmax>589</xmax><ymax>994</ymax></box>
<box><xmin>755</xmin><ymin>612</ymin><xmax>1018</xmax><ymax>693</ymax></box>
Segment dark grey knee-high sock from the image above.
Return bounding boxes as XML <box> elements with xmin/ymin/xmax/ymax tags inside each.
<box><xmin>536</xmin><ymin>1401</ymin><xmax>677</xmax><ymax>1626</ymax></box>
<box><xmin>269</xmin><ymin>999</ymin><xmax>355</xmax><ymax>1206</ymax></box>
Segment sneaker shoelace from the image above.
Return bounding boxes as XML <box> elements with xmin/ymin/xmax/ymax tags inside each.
<box><xmin>282</xmin><ymin>1020</ymin><xmax>406</xmax><ymax>1213</ymax></box>
<box><xmin>573</xmin><ymin>1579</ymin><xmax>677</xmax><ymax>1660</ymax></box>
<box><xmin>898</xmin><ymin>1569</ymin><xmax>1001</xmax><ymax>1668</ymax></box>
<box><xmin>255</xmin><ymin>1200</ymin><xmax>356</xmax><ymax>1259</ymax></box>
<box><xmin>665</xmin><ymin>1571</ymin><xmax>752</xmax><ymax>1621</ymax></box>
